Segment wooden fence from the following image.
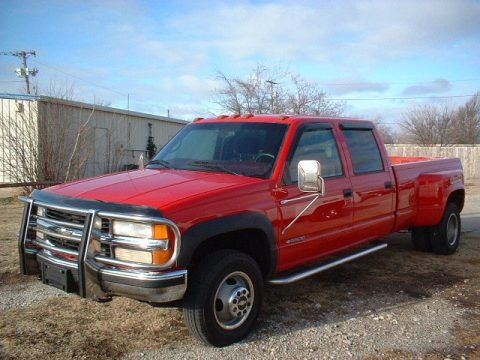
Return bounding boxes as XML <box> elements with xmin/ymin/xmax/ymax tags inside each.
<box><xmin>385</xmin><ymin>145</ymin><xmax>480</xmax><ymax>182</ymax></box>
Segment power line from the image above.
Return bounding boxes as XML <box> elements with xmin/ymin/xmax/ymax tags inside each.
<box><xmin>329</xmin><ymin>94</ymin><xmax>476</xmax><ymax>101</ymax></box>
<box><xmin>0</xmin><ymin>79</ymin><xmax>25</xmax><ymax>83</ymax></box>
<box><xmin>30</xmin><ymin>59</ymin><xmax>127</xmax><ymax>96</ymax></box>
<box><xmin>319</xmin><ymin>78</ymin><xmax>480</xmax><ymax>87</ymax></box>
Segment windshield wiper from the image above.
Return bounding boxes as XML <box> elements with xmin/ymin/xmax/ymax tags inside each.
<box><xmin>146</xmin><ymin>159</ymin><xmax>172</xmax><ymax>169</ymax></box>
<box><xmin>188</xmin><ymin>161</ymin><xmax>242</xmax><ymax>176</ymax></box>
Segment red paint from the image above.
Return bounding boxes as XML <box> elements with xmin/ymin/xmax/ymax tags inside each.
<box><xmin>44</xmin><ymin>116</ymin><xmax>464</xmax><ymax>274</ymax></box>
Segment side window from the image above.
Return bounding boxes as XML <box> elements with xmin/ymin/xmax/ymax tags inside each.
<box><xmin>286</xmin><ymin>127</ymin><xmax>343</xmax><ymax>183</ymax></box>
<box><xmin>343</xmin><ymin>129</ymin><xmax>383</xmax><ymax>174</ymax></box>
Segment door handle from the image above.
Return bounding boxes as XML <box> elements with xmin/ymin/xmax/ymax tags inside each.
<box><xmin>384</xmin><ymin>181</ymin><xmax>393</xmax><ymax>189</ymax></box>
<box><xmin>343</xmin><ymin>188</ymin><xmax>353</xmax><ymax>198</ymax></box>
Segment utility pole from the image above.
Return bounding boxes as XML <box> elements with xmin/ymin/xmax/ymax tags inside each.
<box><xmin>265</xmin><ymin>80</ymin><xmax>279</xmax><ymax>113</ymax></box>
<box><xmin>0</xmin><ymin>50</ymin><xmax>39</xmax><ymax>94</ymax></box>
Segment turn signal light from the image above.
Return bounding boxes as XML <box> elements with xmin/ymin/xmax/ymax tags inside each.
<box><xmin>153</xmin><ymin>224</ymin><xmax>169</xmax><ymax>240</ymax></box>
<box><xmin>115</xmin><ymin>248</ymin><xmax>152</xmax><ymax>264</ymax></box>
<box><xmin>153</xmin><ymin>248</ymin><xmax>173</xmax><ymax>264</ymax></box>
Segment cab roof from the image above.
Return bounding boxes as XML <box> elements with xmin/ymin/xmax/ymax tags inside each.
<box><xmin>193</xmin><ymin>114</ymin><xmax>372</xmax><ymax>126</ymax></box>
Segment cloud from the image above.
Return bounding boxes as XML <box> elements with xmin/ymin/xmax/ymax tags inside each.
<box><xmin>402</xmin><ymin>78</ymin><xmax>452</xmax><ymax>95</ymax></box>
<box><xmin>168</xmin><ymin>0</ymin><xmax>480</xmax><ymax>67</ymax></box>
<box><xmin>2</xmin><ymin>0</ymin><xmax>479</xmax><ymax>120</ymax></box>
<box><xmin>325</xmin><ymin>79</ymin><xmax>389</xmax><ymax>95</ymax></box>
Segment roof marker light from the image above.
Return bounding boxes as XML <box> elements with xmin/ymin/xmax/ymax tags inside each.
<box><xmin>242</xmin><ymin>113</ymin><xmax>254</xmax><ymax>119</ymax></box>
<box><xmin>217</xmin><ymin>114</ymin><xmax>228</xmax><ymax>119</ymax></box>
<box><xmin>193</xmin><ymin>117</ymin><xmax>204</xmax><ymax>122</ymax></box>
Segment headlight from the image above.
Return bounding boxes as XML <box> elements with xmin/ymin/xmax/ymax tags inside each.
<box><xmin>110</xmin><ymin>221</ymin><xmax>173</xmax><ymax>265</ymax></box>
<box><xmin>112</xmin><ymin>220</ymin><xmax>170</xmax><ymax>240</ymax></box>
<box><xmin>112</xmin><ymin>220</ymin><xmax>153</xmax><ymax>238</ymax></box>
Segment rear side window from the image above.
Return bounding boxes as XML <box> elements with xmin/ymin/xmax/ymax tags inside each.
<box><xmin>343</xmin><ymin>129</ymin><xmax>384</xmax><ymax>174</ymax></box>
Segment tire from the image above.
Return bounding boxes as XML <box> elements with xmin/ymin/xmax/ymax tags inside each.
<box><xmin>431</xmin><ymin>203</ymin><xmax>461</xmax><ymax>255</ymax></box>
<box><xmin>411</xmin><ymin>227</ymin><xmax>433</xmax><ymax>252</ymax></box>
<box><xmin>183</xmin><ymin>250</ymin><xmax>263</xmax><ymax>347</ymax></box>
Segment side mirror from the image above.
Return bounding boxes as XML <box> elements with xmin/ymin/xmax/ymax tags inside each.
<box><xmin>298</xmin><ymin>160</ymin><xmax>325</xmax><ymax>195</ymax></box>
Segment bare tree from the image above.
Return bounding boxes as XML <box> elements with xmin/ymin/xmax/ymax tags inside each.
<box><xmin>213</xmin><ymin>64</ymin><xmax>344</xmax><ymax>116</ymax></box>
<box><xmin>286</xmin><ymin>75</ymin><xmax>345</xmax><ymax>116</ymax></box>
<box><xmin>372</xmin><ymin>117</ymin><xmax>397</xmax><ymax>144</ymax></box>
<box><xmin>400</xmin><ymin>104</ymin><xmax>454</xmax><ymax>145</ymax></box>
<box><xmin>451</xmin><ymin>92</ymin><xmax>480</xmax><ymax>144</ymax></box>
<box><xmin>401</xmin><ymin>93</ymin><xmax>480</xmax><ymax>145</ymax></box>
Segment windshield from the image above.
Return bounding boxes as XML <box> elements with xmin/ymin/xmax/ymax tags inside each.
<box><xmin>147</xmin><ymin>122</ymin><xmax>288</xmax><ymax>178</ymax></box>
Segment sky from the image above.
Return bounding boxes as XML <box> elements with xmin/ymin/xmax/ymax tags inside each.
<box><xmin>1</xmin><ymin>0</ymin><xmax>479</xmax><ymax>126</ymax></box>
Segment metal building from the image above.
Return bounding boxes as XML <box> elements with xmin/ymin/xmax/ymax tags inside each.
<box><xmin>0</xmin><ymin>94</ymin><xmax>187</xmax><ymax>184</ymax></box>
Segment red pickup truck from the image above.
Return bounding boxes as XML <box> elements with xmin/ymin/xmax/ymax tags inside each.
<box><xmin>18</xmin><ymin>115</ymin><xmax>464</xmax><ymax>346</ymax></box>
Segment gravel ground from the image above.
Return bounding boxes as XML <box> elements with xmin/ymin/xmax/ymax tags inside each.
<box><xmin>1</xmin><ymin>185</ymin><xmax>479</xmax><ymax>359</ymax></box>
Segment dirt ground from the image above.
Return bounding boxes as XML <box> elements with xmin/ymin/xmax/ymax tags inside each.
<box><xmin>0</xmin><ymin>185</ymin><xmax>479</xmax><ymax>359</ymax></box>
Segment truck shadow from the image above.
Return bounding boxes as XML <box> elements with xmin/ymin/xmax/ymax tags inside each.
<box><xmin>249</xmin><ymin>229</ymin><xmax>479</xmax><ymax>343</ymax></box>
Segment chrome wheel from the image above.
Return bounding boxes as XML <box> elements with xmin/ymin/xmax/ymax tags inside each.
<box><xmin>214</xmin><ymin>271</ymin><xmax>254</xmax><ymax>330</ymax></box>
<box><xmin>183</xmin><ymin>250</ymin><xmax>263</xmax><ymax>346</ymax></box>
<box><xmin>446</xmin><ymin>213</ymin><xmax>459</xmax><ymax>246</ymax></box>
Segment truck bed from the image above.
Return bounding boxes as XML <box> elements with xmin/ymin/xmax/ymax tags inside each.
<box><xmin>390</xmin><ymin>156</ymin><xmax>464</xmax><ymax>231</ymax></box>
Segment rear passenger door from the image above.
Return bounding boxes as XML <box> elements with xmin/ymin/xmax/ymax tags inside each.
<box><xmin>340</xmin><ymin>123</ymin><xmax>395</xmax><ymax>244</ymax></box>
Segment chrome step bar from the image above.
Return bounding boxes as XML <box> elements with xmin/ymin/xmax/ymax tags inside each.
<box><xmin>268</xmin><ymin>242</ymin><xmax>388</xmax><ymax>285</ymax></box>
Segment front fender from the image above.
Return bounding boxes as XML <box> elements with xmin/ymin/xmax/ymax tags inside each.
<box><xmin>177</xmin><ymin>212</ymin><xmax>277</xmax><ymax>277</ymax></box>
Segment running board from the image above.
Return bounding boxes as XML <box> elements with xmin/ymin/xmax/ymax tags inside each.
<box><xmin>268</xmin><ymin>242</ymin><xmax>388</xmax><ymax>285</ymax></box>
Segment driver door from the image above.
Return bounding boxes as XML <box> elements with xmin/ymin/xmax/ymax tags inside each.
<box><xmin>276</xmin><ymin>123</ymin><xmax>354</xmax><ymax>272</ymax></box>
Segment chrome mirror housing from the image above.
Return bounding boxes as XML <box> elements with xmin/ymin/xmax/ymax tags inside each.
<box><xmin>298</xmin><ymin>160</ymin><xmax>324</xmax><ymax>195</ymax></box>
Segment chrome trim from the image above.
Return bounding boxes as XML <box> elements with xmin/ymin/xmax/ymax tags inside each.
<box><xmin>33</xmin><ymin>214</ymin><xmax>84</xmax><ymax>230</ymax></box>
<box><xmin>98</xmin><ymin>235</ymin><xmax>169</xmax><ymax>250</ymax></box>
<box><xmin>269</xmin><ymin>242</ymin><xmax>388</xmax><ymax>285</ymax></box>
<box><xmin>35</xmin><ymin>220</ymin><xmax>83</xmax><ymax>243</ymax></box>
<box><xmin>95</xmin><ymin>212</ymin><xmax>181</xmax><ymax>270</ymax></box>
<box><xmin>87</xmin><ymin>259</ymin><xmax>187</xmax><ymax>282</ymax></box>
<box><xmin>93</xmin><ymin>254</ymin><xmax>171</xmax><ymax>270</ymax></box>
<box><xmin>282</xmin><ymin>194</ymin><xmax>320</xmax><ymax>235</ymax></box>
<box><xmin>30</xmin><ymin>200</ymin><xmax>92</xmax><ymax>216</ymax></box>
<box><xmin>19</xmin><ymin>194</ymin><xmax>186</xmax><ymax>302</ymax></box>
<box><xmin>280</xmin><ymin>193</ymin><xmax>318</xmax><ymax>205</ymax></box>
<box><xmin>79</xmin><ymin>210</ymin><xmax>96</xmax><ymax>298</ymax></box>
<box><xmin>36</xmin><ymin>251</ymin><xmax>78</xmax><ymax>270</ymax></box>
<box><xmin>97</xmin><ymin>211</ymin><xmax>174</xmax><ymax>223</ymax></box>
<box><xmin>18</xmin><ymin>197</ymin><xmax>34</xmax><ymax>274</ymax></box>
<box><xmin>32</xmin><ymin>239</ymin><xmax>79</xmax><ymax>257</ymax></box>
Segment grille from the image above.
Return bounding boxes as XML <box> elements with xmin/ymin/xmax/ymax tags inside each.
<box><xmin>29</xmin><ymin>205</ymin><xmax>87</xmax><ymax>261</ymax></box>
<box><xmin>45</xmin><ymin>208</ymin><xmax>85</xmax><ymax>226</ymax></box>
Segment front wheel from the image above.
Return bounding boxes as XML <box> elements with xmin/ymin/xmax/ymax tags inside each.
<box><xmin>183</xmin><ymin>250</ymin><xmax>263</xmax><ymax>347</ymax></box>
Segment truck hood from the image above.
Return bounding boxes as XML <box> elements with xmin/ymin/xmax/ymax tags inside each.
<box><xmin>45</xmin><ymin>169</ymin><xmax>263</xmax><ymax>211</ymax></box>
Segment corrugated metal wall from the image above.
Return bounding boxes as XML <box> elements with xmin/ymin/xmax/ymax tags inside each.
<box><xmin>1</xmin><ymin>95</ymin><xmax>187</xmax><ymax>183</ymax></box>
<box><xmin>386</xmin><ymin>144</ymin><xmax>480</xmax><ymax>181</ymax></box>
<box><xmin>0</xmin><ymin>97</ymin><xmax>39</xmax><ymax>183</ymax></box>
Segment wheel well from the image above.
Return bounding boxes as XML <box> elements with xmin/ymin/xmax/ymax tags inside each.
<box><xmin>447</xmin><ymin>189</ymin><xmax>465</xmax><ymax>212</ymax></box>
<box><xmin>189</xmin><ymin>229</ymin><xmax>273</xmax><ymax>279</ymax></box>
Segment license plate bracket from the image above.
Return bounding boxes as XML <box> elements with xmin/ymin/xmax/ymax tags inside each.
<box><xmin>41</xmin><ymin>262</ymin><xmax>77</xmax><ymax>293</ymax></box>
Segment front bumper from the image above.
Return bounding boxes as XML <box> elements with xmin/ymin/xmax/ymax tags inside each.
<box><xmin>19</xmin><ymin>191</ymin><xmax>187</xmax><ymax>303</ymax></box>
